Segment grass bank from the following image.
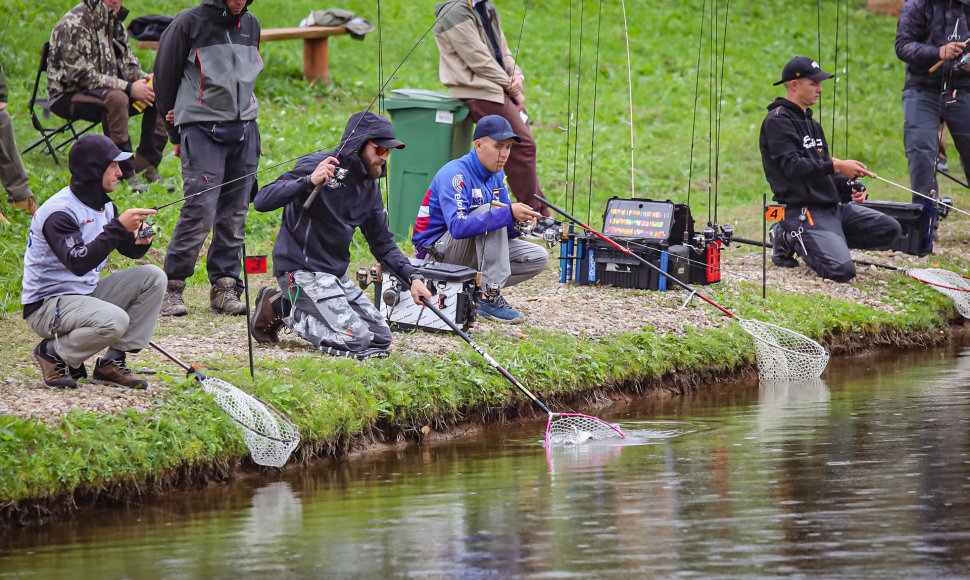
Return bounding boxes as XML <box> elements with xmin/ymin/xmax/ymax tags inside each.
<box><xmin>1</xmin><ymin>0</ymin><xmax>969</xmax><ymax>527</ymax></box>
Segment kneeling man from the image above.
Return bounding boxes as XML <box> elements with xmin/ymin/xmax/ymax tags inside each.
<box><xmin>412</xmin><ymin>115</ymin><xmax>549</xmax><ymax>323</ymax></box>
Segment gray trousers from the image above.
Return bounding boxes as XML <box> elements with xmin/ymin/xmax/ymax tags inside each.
<box><xmin>0</xmin><ymin>108</ymin><xmax>32</xmax><ymax>203</ymax></box>
<box><xmin>25</xmin><ymin>265</ymin><xmax>167</xmax><ymax>367</ymax></box>
<box><xmin>430</xmin><ymin>205</ymin><xmax>549</xmax><ymax>288</ymax></box>
<box><xmin>163</xmin><ymin>122</ymin><xmax>259</xmax><ymax>287</ymax></box>
<box><xmin>903</xmin><ymin>88</ymin><xmax>970</xmax><ymax>201</ymax></box>
<box><xmin>277</xmin><ymin>271</ymin><xmax>391</xmax><ymax>353</ymax></box>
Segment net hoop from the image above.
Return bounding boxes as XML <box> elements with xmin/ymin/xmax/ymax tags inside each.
<box><xmin>545</xmin><ymin>412</ymin><xmax>626</xmax><ymax>447</ymax></box>
<box><xmin>738</xmin><ymin>318</ymin><xmax>829</xmax><ymax>382</ymax></box>
<box><xmin>907</xmin><ymin>268</ymin><xmax>970</xmax><ymax>319</ymax></box>
<box><xmin>201</xmin><ymin>377</ymin><xmax>300</xmax><ymax>467</ymax></box>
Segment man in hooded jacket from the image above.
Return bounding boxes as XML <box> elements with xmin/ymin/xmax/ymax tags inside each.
<box><xmin>760</xmin><ymin>56</ymin><xmax>901</xmax><ymax>282</ymax></box>
<box><xmin>21</xmin><ymin>134</ymin><xmax>165</xmax><ymax>389</ymax></box>
<box><xmin>153</xmin><ymin>0</ymin><xmax>262</xmax><ymax>317</ymax></box>
<box><xmin>249</xmin><ymin>111</ymin><xmax>432</xmax><ymax>359</ymax></box>
<box><xmin>896</xmin><ymin>0</ymin><xmax>970</xmax><ymax>203</ymax></box>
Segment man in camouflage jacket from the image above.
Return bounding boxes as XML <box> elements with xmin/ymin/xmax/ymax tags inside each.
<box><xmin>47</xmin><ymin>0</ymin><xmax>168</xmax><ymax>192</ymax></box>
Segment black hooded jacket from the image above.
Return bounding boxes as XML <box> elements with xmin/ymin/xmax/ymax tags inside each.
<box><xmin>896</xmin><ymin>0</ymin><xmax>970</xmax><ymax>92</ymax></box>
<box><xmin>253</xmin><ymin>111</ymin><xmax>418</xmax><ymax>281</ymax></box>
<box><xmin>759</xmin><ymin>98</ymin><xmax>851</xmax><ymax>207</ymax></box>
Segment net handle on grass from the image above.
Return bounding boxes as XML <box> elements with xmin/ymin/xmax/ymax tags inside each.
<box><xmin>536</xmin><ymin>195</ymin><xmax>735</xmax><ymax>317</ymax></box>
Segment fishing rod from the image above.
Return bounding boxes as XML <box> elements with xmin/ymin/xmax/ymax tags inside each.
<box><xmin>937</xmin><ymin>167</ymin><xmax>970</xmax><ymax>190</ymax></box>
<box><xmin>873</xmin><ymin>175</ymin><xmax>970</xmax><ymax>217</ymax></box>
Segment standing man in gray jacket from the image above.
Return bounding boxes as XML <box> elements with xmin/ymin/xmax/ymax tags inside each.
<box><xmin>433</xmin><ymin>0</ymin><xmax>554</xmax><ymax>232</ymax></box>
<box><xmin>153</xmin><ymin>0</ymin><xmax>262</xmax><ymax>316</ymax></box>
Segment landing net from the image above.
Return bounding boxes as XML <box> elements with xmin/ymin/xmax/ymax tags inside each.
<box><xmin>738</xmin><ymin>319</ymin><xmax>829</xmax><ymax>382</ymax></box>
<box><xmin>907</xmin><ymin>268</ymin><xmax>970</xmax><ymax>319</ymax></box>
<box><xmin>545</xmin><ymin>413</ymin><xmax>626</xmax><ymax>447</ymax></box>
<box><xmin>201</xmin><ymin>377</ymin><xmax>301</xmax><ymax>468</ymax></box>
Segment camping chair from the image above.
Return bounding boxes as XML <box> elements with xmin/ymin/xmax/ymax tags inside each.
<box><xmin>21</xmin><ymin>42</ymin><xmax>99</xmax><ymax>166</ymax></box>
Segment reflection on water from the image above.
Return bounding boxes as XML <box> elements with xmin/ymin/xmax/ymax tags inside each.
<box><xmin>3</xmin><ymin>342</ymin><xmax>970</xmax><ymax>577</ymax></box>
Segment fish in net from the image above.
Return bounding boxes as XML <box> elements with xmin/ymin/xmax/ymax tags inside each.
<box><xmin>200</xmin><ymin>377</ymin><xmax>301</xmax><ymax>468</ymax></box>
<box><xmin>907</xmin><ymin>268</ymin><xmax>970</xmax><ymax>318</ymax></box>
<box><xmin>737</xmin><ymin>319</ymin><xmax>829</xmax><ymax>382</ymax></box>
<box><xmin>546</xmin><ymin>413</ymin><xmax>627</xmax><ymax>447</ymax></box>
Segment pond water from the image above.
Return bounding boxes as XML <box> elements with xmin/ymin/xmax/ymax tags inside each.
<box><xmin>3</xmin><ymin>341</ymin><xmax>970</xmax><ymax>578</ymax></box>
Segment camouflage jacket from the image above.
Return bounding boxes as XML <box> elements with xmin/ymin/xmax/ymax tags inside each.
<box><xmin>47</xmin><ymin>0</ymin><xmax>147</xmax><ymax>99</ymax></box>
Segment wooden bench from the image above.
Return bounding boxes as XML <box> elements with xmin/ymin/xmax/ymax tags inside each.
<box><xmin>136</xmin><ymin>26</ymin><xmax>349</xmax><ymax>83</ymax></box>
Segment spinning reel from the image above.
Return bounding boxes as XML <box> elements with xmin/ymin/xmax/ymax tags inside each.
<box><xmin>326</xmin><ymin>167</ymin><xmax>350</xmax><ymax>190</ymax></box>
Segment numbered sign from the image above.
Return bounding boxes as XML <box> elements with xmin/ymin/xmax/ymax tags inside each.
<box><xmin>244</xmin><ymin>255</ymin><xmax>268</xmax><ymax>274</ymax></box>
<box><xmin>764</xmin><ymin>205</ymin><xmax>785</xmax><ymax>221</ymax></box>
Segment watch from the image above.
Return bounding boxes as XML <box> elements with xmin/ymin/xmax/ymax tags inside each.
<box><xmin>409</xmin><ymin>273</ymin><xmax>426</xmax><ymax>282</ymax></box>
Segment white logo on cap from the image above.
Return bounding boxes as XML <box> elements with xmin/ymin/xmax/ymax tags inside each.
<box><xmin>811</xmin><ymin>61</ymin><xmax>820</xmax><ymax>69</ymax></box>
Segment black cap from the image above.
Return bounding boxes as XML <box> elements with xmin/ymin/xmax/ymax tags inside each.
<box><xmin>773</xmin><ymin>56</ymin><xmax>834</xmax><ymax>86</ymax></box>
<box><xmin>372</xmin><ymin>136</ymin><xmax>405</xmax><ymax>149</ymax></box>
<box><xmin>473</xmin><ymin>115</ymin><xmax>521</xmax><ymax>142</ymax></box>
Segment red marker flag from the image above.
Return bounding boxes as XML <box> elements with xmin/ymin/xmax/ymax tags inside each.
<box><xmin>244</xmin><ymin>255</ymin><xmax>267</xmax><ymax>274</ymax></box>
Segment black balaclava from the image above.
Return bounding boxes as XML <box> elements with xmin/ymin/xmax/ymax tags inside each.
<box><xmin>68</xmin><ymin>134</ymin><xmax>129</xmax><ymax>210</ymax></box>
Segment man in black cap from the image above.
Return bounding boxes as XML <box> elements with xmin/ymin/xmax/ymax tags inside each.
<box><xmin>21</xmin><ymin>134</ymin><xmax>166</xmax><ymax>389</ymax></box>
<box><xmin>412</xmin><ymin>114</ymin><xmax>548</xmax><ymax>323</ymax></box>
<box><xmin>759</xmin><ymin>56</ymin><xmax>901</xmax><ymax>282</ymax></box>
<box><xmin>249</xmin><ymin>110</ymin><xmax>431</xmax><ymax>359</ymax></box>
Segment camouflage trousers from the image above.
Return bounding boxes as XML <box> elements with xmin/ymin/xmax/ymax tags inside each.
<box><xmin>277</xmin><ymin>271</ymin><xmax>391</xmax><ymax>356</ymax></box>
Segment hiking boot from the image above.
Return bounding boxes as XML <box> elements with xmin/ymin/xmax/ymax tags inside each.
<box><xmin>142</xmin><ymin>166</ymin><xmax>176</xmax><ymax>193</ymax></box>
<box><xmin>93</xmin><ymin>355</ymin><xmax>148</xmax><ymax>389</ymax></box>
<box><xmin>769</xmin><ymin>223</ymin><xmax>798</xmax><ymax>268</ymax></box>
<box><xmin>250</xmin><ymin>286</ymin><xmax>285</xmax><ymax>343</ymax></box>
<box><xmin>70</xmin><ymin>363</ymin><xmax>87</xmax><ymax>381</ymax></box>
<box><xmin>477</xmin><ymin>294</ymin><xmax>526</xmax><ymax>324</ymax></box>
<box><xmin>13</xmin><ymin>196</ymin><xmax>38</xmax><ymax>215</ymax></box>
<box><xmin>160</xmin><ymin>280</ymin><xmax>189</xmax><ymax>316</ymax></box>
<box><xmin>210</xmin><ymin>277</ymin><xmax>247</xmax><ymax>315</ymax></box>
<box><xmin>122</xmin><ymin>175</ymin><xmax>149</xmax><ymax>194</ymax></box>
<box><xmin>31</xmin><ymin>339</ymin><xmax>78</xmax><ymax>389</ymax></box>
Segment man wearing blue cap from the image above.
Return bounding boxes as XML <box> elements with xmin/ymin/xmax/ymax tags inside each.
<box><xmin>413</xmin><ymin>115</ymin><xmax>549</xmax><ymax>323</ymax></box>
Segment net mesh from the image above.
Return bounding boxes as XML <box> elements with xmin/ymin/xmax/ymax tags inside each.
<box><xmin>907</xmin><ymin>268</ymin><xmax>970</xmax><ymax>318</ymax></box>
<box><xmin>545</xmin><ymin>413</ymin><xmax>626</xmax><ymax>447</ymax></box>
<box><xmin>738</xmin><ymin>319</ymin><xmax>829</xmax><ymax>382</ymax></box>
<box><xmin>201</xmin><ymin>377</ymin><xmax>301</xmax><ymax>468</ymax></box>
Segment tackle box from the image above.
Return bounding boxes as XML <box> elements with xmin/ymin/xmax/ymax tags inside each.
<box><xmin>864</xmin><ymin>200</ymin><xmax>930</xmax><ymax>256</ymax></box>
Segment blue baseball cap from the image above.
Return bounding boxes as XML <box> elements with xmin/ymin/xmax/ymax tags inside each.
<box><xmin>473</xmin><ymin>115</ymin><xmax>521</xmax><ymax>142</ymax></box>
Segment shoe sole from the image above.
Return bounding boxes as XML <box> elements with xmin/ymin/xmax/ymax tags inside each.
<box><xmin>92</xmin><ymin>377</ymin><xmax>148</xmax><ymax>389</ymax></box>
<box><xmin>480</xmin><ymin>313</ymin><xmax>527</xmax><ymax>324</ymax></box>
<box><xmin>30</xmin><ymin>349</ymin><xmax>78</xmax><ymax>389</ymax></box>
<box><xmin>250</xmin><ymin>288</ymin><xmax>281</xmax><ymax>343</ymax></box>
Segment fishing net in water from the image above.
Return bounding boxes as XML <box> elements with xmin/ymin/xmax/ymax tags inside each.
<box><xmin>907</xmin><ymin>268</ymin><xmax>970</xmax><ymax>318</ymax></box>
<box><xmin>201</xmin><ymin>377</ymin><xmax>301</xmax><ymax>468</ymax></box>
<box><xmin>738</xmin><ymin>318</ymin><xmax>829</xmax><ymax>382</ymax></box>
<box><xmin>545</xmin><ymin>413</ymin><xmax>626</xmax><ymax>447</ymax></box>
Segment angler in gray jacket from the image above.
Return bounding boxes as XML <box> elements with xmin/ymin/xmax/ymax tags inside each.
<box><xmin>153</xmin><ymin>0</ymin><xmax>262</xmax><ymax>317</ymax></box>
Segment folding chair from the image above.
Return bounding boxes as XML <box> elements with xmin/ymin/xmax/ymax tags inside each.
<box><xmin>20</xmin><ymin>42</ymin><xmax>99</xmax><ymax>166</ymax></box>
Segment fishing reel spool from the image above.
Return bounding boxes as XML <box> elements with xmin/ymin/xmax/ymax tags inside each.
<box><xmin>356</xmin><ymin>265</ymin><xmax>381</xmax><ymax>290</ymax></box>
<box><xmin>326</xmin><ymin>167</ymin><xmax>350</xmax><ymax>190</ymax></box>
<box><xmin>956</xmin><ymin>53</ymin><xmax>970</xmax><ymax>71</ymax></box>
<box><xmin>137</xmin><ymin>222</ymin><xmax>157</xmax><ymax>240</ymax></box>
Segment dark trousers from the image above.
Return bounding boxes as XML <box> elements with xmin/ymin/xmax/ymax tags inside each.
<box><xmin>163</xmin><ymin>121</ymin><xmax>260</xmax><ymax>286</ymax></box>
<box><xmin>778</xmin><ymin>203</ymin><xmax>901</xmax><ymax>282</ymax></box>
<box><xmin>902</xmin><ymin>88</ymin><xmax>970</xmax><ymax>202</ymax></box>
<box><xmin>50</xmin><ymin>88</ymin><xmax>167</xmax><ymax>177</ymax></box>
<box><xmin>464</xmin><ymin>95</ymin><xmax>549</xmax><ymax>217</ymax></box>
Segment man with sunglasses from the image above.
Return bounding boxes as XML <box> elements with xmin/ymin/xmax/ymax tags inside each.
<box><xmin>250</xmin><ymin>110</ymin><xmax>431</xmax><ymax>359</ymax></box>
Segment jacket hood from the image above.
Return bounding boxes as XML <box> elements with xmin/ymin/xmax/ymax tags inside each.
<box><xmin>201</xmin><ymin>0</ymin><xmax>254</xmax><ymax>24</ymax></box>
<box><xmin>69</xmin><ymin>135</ymin><xmax>128</xmax><ymax>209</ymax></box>
<box><xmin>766</xmin><ymin>97</ymin><xmax>812</xmax><ymax>118</ymax></box>
<box><xmin>338</xmin><ymin>110</ymin><xmax>401</xmax><ymax>179</ymax></box>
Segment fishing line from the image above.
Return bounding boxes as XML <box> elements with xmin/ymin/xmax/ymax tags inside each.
<box><xmin>873</xmin><ymin>174</ymin><xmax>970</xmax><ymax>217</ymax></box>
<box><xmin>584</xmin><ymin>0</ymin><xmax>604</xmax><ymax>225</ymax></box>
<box><xmin>712</xmin><ymin>0</ymin><xmax>730</xmax><ymax>227</ymax></box>
<box><xmin>561</xmin><ymin>0</ymin><xmax>576</xmax><ymax>216</ymax></box>
<box><xmin>686</xmin><ymin>0</ymin><xmax>708</xmax><ymax>209</ymax></box>
<box><xmin>619</xmin><ymin>0</ymin><xmax>635</xmax><ymax>198</ymax></box>
<box><xmin>568</xmin><ymin>0</ymin><xmax>588</xmax><ymax>217</ymax></box>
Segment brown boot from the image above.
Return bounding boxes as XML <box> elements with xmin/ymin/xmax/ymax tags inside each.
<box><xmin>210</xmin><ymin>277</ymin><xmax>247</xmax><ymax>315</ymax></box>
<box><xmin>13</xmin><ymin>197</ymin><xmax>38</xmax><ymax>215</ymax></box>
<box><xmin>31</xmin><ymin>339</ymin><xmax>78</xmax><ymax>389</ymax></box>
<box><xmin>250</xmin><ymin>286</ymin><xmax>285</xmax><ymax>343</ymax></box>
<box><xmin>160</xmin><ymin>280</ymin><xmax>189</xmax><ymax>316</ymax></box>
<box><xmin>93</xmin><ymin>354</ymin><xmax>148</xmax><ymax>389</ymax></box>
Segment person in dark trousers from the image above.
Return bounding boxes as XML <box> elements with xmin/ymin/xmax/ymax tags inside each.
<box><xmin>0</xmin><ymin>60</ymin><xmax>38</xmax><ymax>218</ymax></box>
<box><xmin>47</xmin><ymin>0</ymin><xmax>170</xmax><ymax>193</ymax></box>
<box><xmin>433</xmin><ymin>0</ymin><xmax>555</xmax><ymax>236</ymax></box>
<box><xmin>153</xmin><ymin>0</ymin><xmax>262</xmax><ymax>317</ymax></box>
<box><xmin>896</xmin><ymin>0</ymin><xmax>970</xmax><ymax>203</ymax></box>
<box><xmin>21</xmin><ymin>134</ymin><xmax>165</xmax><ymax>389</ymax></box>
<box><xmin>249</xmin><ymin>111</ymin><xmax>432</xmax><ymax>359</ymax></box>
<box><xmin>412</xmin><ymin>115</ymin><xmax>548</xmax><ymax>324</ymax></box>
<box><xmin>760</xmin><ymin>56</ymin><xmax>901</xmax><ymax>282</ymax></box>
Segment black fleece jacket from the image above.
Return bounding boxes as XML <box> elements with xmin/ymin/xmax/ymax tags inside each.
<box><xmin>253</xmin><ymin>111</ymin><xmax>418</xmax><ymax>281</ymax></box>
<box><xmin>896</xmin><ymin>0</ymin><xmax>970</xmax><ymax>92</ymax></box>
<box><xmin>759</xmin><ymin>97</ymin><xmax>851</xmax><ymax>207</ymax></box>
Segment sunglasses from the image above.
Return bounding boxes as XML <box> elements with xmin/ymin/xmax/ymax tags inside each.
<box><xmin>370</xmin><ymin>142</ymin><xmax>391</xmax><ymax>156</ymax></box>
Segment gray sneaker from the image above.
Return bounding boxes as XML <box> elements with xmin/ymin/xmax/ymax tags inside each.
<box><xmin>142</xmin><ymin>166</ymin><xmax>176</xmax><ymax>193</ymax></box>
<box><xmin>122</xmin><ymin>175</ymin><xmax>149</xmax><ymax>194</ymax></box>
<box><xmin>160</xmin><ymin>280</ymin><xmax>189</xmax><ymax>317</ymax></box>
<box><xmin>210</xmin><ymin>277</ymin><xmax>247</xmax><ymax>315</ymax></box>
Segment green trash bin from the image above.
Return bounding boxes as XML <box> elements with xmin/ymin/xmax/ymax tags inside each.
<box><xmin>382</xmin><ymin>89</ymin><xmax>473</xmax><ymax>242</ymax></box>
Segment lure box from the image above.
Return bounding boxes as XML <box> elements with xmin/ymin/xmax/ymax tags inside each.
<box><xmin>575</xmin><ymin>237</ymin><xmax>668</xmax><ymax>290</ymax></box>
<box><xmin>375</xmin><ymin>259</ymin><xmax>478</xmax><ymax>332</ymax></box>
<box><xmin>864</xmin><ymin>200</ymin><xmax>930</xmax><ymax>256</ymax></box>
